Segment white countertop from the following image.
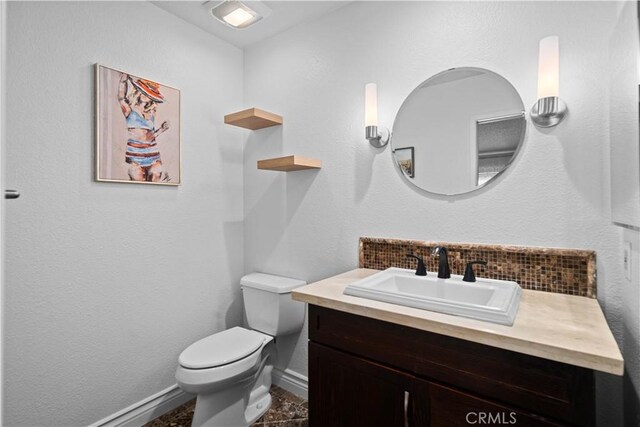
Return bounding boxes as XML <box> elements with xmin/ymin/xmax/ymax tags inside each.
<box><xmin>292</xmin><ymin>268</ymin><xmax>623</xmax><ymax>375</ymax></box>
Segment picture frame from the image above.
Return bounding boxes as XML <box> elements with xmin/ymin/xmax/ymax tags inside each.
<box><xmin>95</xmin><ymin>64</ymin><xmax>181</xmax><ymax>186</ymax></box>
<box><xmin>393</xmin><ymin>146</ymin><xmax>415</xmax><ymax>178</ymax></box>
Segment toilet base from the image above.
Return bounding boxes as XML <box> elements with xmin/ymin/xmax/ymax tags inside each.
<box><xmin>245</xmin><ymin>393</ymin><xmax>271</xmax><ymax>425</ymax></box>
<box><xmin>245</xmin><ymin>364</ymin><xmax>272</xmax><ymax>424</ymax></box>
<box><xmin>191</xmin><ymin>364</ymin><xmax>273</xmax><ymax>427</ymax></box>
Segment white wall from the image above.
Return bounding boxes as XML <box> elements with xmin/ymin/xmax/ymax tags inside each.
<box><xmin>0</xmin><ymin>1</ymin><xmax>7</xmax><ymax>423</ymax></box>
<box><xmin>4</xmin><ymin>2</ymin><xmax>244</xmax><ymax>425</ymax></box>
<box><xmin>622</xmin><ymin>226</ymin><xmax>640</xmax><ymax>426</ymax></box>
<box><xmin>610</xmin><ymin>0</ymin><xmax>640</xmax><ymax>228</ymax></box>
<box><xmin>4</xmin><ymin>1</ymin><xmax>638</xmax><ymax>425</ymax></box>
<box><xmin>243</xmin><ymin>1</ymin><xmax>629</xmax><ymax>424</ymax></box>
<box><xmin>610</xmin><ymin>2</ymin><xmax>640</xmax><ymax>425</ymax></box>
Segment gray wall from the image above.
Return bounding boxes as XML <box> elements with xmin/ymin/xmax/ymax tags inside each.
<box><xmin>243</xmin><ymin>2</ymin><xmax>632</xmax><ymax>425</ymax></box>
<box><xmin>4</xmin><ymin>2</ymin><xmax>245</xmax><ymax>425</ymax></box>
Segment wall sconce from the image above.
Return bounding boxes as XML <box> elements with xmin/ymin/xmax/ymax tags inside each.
<box><xmin>365</xmin><ymin>83</ymin><xmax>390</xmax><ymax>147</ymax></box>
<box><xmin>530</xmin><ymin>36</ymin><xmax>568</xmax><ymax>127</ymax></box>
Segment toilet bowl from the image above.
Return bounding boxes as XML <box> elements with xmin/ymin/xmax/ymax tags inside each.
<box><xmin>175</xmin><ymin>273</ymin><xmax>306</xmax><ymax>427</ymax></box>
<box><xmin>176</xmin><ymin>327</ymin><xmax>274</xmax><ymax>426</ymax></box>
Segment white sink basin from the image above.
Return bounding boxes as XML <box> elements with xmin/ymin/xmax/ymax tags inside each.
<box><xmin>343</xmin><ymin>268</ymin><xmax>522</xmax><ymax>326</ymax></box>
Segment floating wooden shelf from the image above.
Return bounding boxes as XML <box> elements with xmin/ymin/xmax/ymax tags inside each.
<box><xmin>257</xmin><ymin>155</ymin><xmax>322</xmax><ymax>172</ymax></box>
<box><xmin>224</xmin><ymin>108</ymin><xmax>283</xmax><ymax>130</ymax></box>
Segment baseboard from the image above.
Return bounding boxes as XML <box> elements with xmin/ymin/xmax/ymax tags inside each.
<box><xmin>89</xmin><ymin>384</ymin><xmax>194</xmax><ymax>427</ymax></box>
<box><xmin>272</xmin><ymin>368</ymin><xmax>309</xmax><ymax>400</ymax></box>
<box><xmin>89</xmin><ymin>370</ymin><xmax>305</xmax><ymax>426</ymax></box>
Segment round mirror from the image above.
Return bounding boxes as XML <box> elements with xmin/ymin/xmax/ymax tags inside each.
<box><xmin>391</xmin><ymin>68</ymin><xmax>525</xmax><ymax>195</ymax></box>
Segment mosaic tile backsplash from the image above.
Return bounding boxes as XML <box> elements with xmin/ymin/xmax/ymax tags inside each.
<box><xmin>359</xmin><ymin>237</ymin><xmax>596</xmax><ymax>298</ymax></box>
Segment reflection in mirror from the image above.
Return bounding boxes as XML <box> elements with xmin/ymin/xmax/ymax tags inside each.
<box><xmin>476</xmin><ymin>114</ymin><xmax>524</xmax><ymax>185</ymax></box>
<box><xmin>392</xmin><ymin>68</ymin><xmax>525</xmax><ymax>195</ymax></box>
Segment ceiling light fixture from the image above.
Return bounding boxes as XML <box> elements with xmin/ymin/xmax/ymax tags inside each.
<box><xmin>206</xmin><ymin>0</ymin><xmax>272</xmax><ymax>30</ymax></box>
<box><xmin>223</xmin><ymin>7</ymin><xmax>254</xmax><ymax>27</ymax></box>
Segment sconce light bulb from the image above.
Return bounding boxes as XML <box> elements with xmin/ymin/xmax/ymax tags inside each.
<box><xmin>365</xmin><ymin>83</ymin><xmax>378</xmax><ymax>127</ymax></box>
<box><xmin>537</xmin><ymin>35</ymin><xmax>560</xmax><ymax>99</ymax></box>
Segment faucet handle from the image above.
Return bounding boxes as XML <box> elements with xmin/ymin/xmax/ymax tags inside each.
<box><xmin>406</xmin><ymin>254</ymin><xmax>427</xmax><ymax>276</ymax></box>
<box><xmin>463</xmin><ymin>260</ymin><xmax>488</xmax><ymax>283</ymax></box>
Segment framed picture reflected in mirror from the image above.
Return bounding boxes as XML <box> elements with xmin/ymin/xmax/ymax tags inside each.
<box><xmin>393</xmin><ymin>146</ymin><xmax>415</xmax><ymax>178</ymax></box>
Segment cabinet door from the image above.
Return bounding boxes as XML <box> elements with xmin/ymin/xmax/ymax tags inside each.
<box><xmin>414</xmin><ymin>380</ymin><xmax>565</xmax><ymax>427</ymax></box>
<box><xmin>309</xmin><ymin>342</ymin><xmax>413</xmax><ymax>427</ymax></box>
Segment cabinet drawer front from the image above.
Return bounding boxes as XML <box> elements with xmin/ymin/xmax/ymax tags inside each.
<box><xmin>309</xmin><ymin>305</ymin><xmax>594</xmax><ymax>426</ymax></box>
<box><xmin>422</xmin><ymin>382</ymin><xmax>565</xmax><ymax>427</ymax></box>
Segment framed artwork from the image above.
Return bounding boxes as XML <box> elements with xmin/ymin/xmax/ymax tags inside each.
<box><xmin>393</xmin><ymin>147</ymin><xmax>415</xmax><ymax>178</ymax></box>
<box><xmin>96</xmin><ymin>64</ymin><xmax>181</xmax><ymax>185</ymax></box>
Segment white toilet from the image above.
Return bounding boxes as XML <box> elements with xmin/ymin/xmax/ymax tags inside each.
<box><xmin>175</xmin><ymin>273</ymin><xmax>306</xmax><ymax>427</ymax></box>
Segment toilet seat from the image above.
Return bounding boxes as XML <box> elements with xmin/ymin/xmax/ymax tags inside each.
<box><xmin>179</xmin><ymin>327</ymin><xmax>269</xmax><ymax>369</ymax></box>
<box><xmin>176</xmin><ymin>329</ymin><xmax>274</xmax><ymax>394</ymax></box>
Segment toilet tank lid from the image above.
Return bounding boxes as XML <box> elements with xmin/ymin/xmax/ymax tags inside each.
<box><xmin>241</xmin><ymin>272</ymin><xmax>306</xmax><ymax>293</ymax></box>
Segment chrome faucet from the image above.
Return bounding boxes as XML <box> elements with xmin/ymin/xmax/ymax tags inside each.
<box><xmin>431</xmin><ymin>246</ymin><xmax>451</xmax><ymax>279</ymax></box>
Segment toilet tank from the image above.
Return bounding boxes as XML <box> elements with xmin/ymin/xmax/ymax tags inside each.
<box><xmin>241</xmin><ymin>273</ymin><xmax>306</xmax><ymax>336</ymax></box>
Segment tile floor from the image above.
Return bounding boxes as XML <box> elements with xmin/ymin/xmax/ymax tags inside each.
<box><xmin>143</xmin><ymin>386</ymin><xmax>308</xmax><ymax>427</ymax></box>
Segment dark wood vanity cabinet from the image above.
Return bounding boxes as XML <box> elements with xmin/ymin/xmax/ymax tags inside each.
<box><xmin>308</xmin><ymin>305</ymin><xmax>595</xmax><ymax>427</ymax></box>
<box><xmin>310</xmin><ymin>341</ymin><xmax>412</xmax><ymax>426</ymax></box>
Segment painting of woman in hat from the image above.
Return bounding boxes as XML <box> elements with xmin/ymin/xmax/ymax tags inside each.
<box><xmin>96</xmin><ymin>64</ymin><xmax>180</xmax><ymax>185</ymax></box>
<box><xmin>118</xmin><ymin>73</ymin><xmax>170</xmax><ymax>182</ymax></box>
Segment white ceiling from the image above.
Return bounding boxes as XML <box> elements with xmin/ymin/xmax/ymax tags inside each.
<box><xmin>152</xmin><ymin>1</ymin><xmax>352</xmax><ymax>48</ymax></box>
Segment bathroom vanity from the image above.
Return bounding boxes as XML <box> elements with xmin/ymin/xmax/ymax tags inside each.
<box><xmin>292</xmin><ymin>269</ymin><xmax>623</xmax><ymax>427</ymax></box>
